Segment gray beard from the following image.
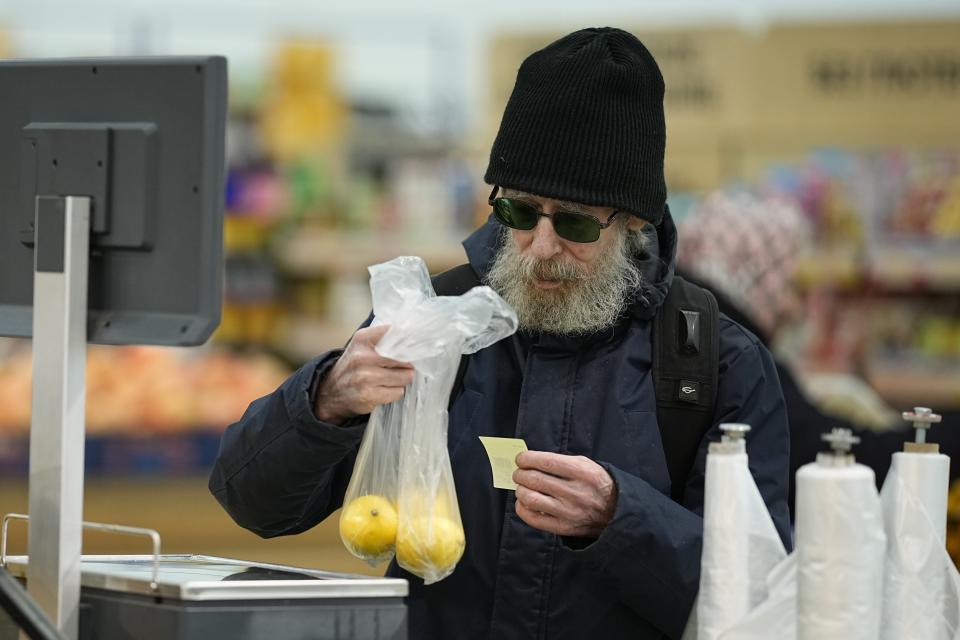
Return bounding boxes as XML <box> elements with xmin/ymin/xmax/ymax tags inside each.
<box><xmin>485</xmin><ymin>225</ymin><xmax>646</xmax><ymax>336</ymax></box>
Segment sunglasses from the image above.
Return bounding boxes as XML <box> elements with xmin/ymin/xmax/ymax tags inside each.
<box><xmin>488</xmin><ymin>186</ymin><xmax>622</xmax><ymax>243</ymax></box>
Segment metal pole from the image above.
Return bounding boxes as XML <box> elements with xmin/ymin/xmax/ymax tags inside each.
<box><xmin>27</xmin><ymin>195</ymin><xmax>90</xmax><ymax>640</ymax></box>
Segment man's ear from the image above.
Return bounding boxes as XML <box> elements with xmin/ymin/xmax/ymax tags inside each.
<box><xmin>626</xmin><ymin>216</ymin><xmax>648</xmax><ymax>232</ymax></box>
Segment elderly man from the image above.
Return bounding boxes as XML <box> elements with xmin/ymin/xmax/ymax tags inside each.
<box><xmin>210</xmin><ymin>27</ymin><xmax>791</xmax><ymax>640</ymax></box>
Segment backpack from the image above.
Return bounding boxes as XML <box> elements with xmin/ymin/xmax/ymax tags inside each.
<box><xmin>431</xmin><ymin>263</ymin><xmax>720</xmax><ymax>503</ymax></box>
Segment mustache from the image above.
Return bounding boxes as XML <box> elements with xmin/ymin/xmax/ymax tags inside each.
<box><xmin>518</xmin><ymin>255</ymin><xmax>586</xmax><ymax>282</ymax></box>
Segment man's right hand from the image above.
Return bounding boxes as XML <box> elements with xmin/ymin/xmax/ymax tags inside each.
<box><xmin>314</xmin><ymin>324</ymin><xmax>415</xmax><ymax>425</ymax></box>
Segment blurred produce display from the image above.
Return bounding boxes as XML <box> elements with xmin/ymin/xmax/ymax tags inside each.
<box><xmin>0</xmin><ymin>342</ymin><xmax>289</xmax><ymax>437</ymax></box>
<box><xmin>0</xmin><ymin>341</ymin><xmax>289</xmax><ymax>475</ymax></box>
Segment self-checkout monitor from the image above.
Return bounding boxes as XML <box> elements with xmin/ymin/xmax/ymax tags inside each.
<box><xmin>0</xmin><ymin>57</ymin><xmax>228</xmax><ymax>346</ymax></box>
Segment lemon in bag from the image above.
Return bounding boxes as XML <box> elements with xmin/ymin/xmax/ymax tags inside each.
<box><xmin>395</xmin><ymin>516</ymin><xmax>466</xmax><ymax>575</ymax></box>
<box><xmin>405</xmin><ymin>491</ymin><xmax>455</xmax><ymax>520</ymax></box>
<box><xmin>340</xmin><ymin>494</ymin><xmax>398</xmax><ymax>559</ymax></box>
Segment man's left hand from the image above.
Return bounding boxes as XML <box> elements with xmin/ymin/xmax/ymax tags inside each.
<box><xmin>512</xmin><ymin>451</ymin><xmax>618</xmax><ymax>538</ymax></box>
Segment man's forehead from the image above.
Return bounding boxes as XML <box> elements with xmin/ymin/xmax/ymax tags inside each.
<box><xmin>501</xmin><ymin>188</ymin><xmax>591</xmax><ymax>214</ymax></box>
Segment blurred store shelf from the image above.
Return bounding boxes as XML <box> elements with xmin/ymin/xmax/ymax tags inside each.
<box><xmin>800</xmin><ymin>371</ymin><xmax>900</xmax><ymax>431</ymax></box>
<box><xmin>867</xmin><ymin>248</ymin><xmax>960</xmax><ymax>290</ymax></box>
<box><xmin>281</xmin><ymin>316</ymin><xmax>357</xmax><ymax>363</ymax></box>
<box><xmin>866</xmin><ymin>355</ymin><xmax>960</xmax><ymax>409</ymax></box>
<box><xmin>796</xmin><ymin>247</ymin><xmax>861</xmax><ymax>288</ymax></box>
<box><xmin>272</xmin><ymin>229</ymin><xmax>468</xmax><ymax>278</ymax></box>
<box><xmin>796</xmin><ymin>247</ymin><xmax>960</xmax><ymax>290</ymax></box>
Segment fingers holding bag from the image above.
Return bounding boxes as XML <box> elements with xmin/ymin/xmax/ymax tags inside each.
<box><xmin>315</xmin><ymin>324</ymin><xmax>416</xmax><ymax>425</ymax></box>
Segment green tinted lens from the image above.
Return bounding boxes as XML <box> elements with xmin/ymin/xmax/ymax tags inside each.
<box><xmin>493</xmin><ymin>198</ymin><xmax>539</xmax><ymax>230</ymax></box>
<box><xmin>553</xmin><ymin>212</ymin><xmax>601</xmax><ymax>242</ymax></box>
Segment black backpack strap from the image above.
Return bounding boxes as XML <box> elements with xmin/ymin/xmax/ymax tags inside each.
<box><xmin>431</xmin><ymin>263</ymin><xmax>482</xmax><ymax>408</ymax></box>
<box><xmin>652</xmin><ymin>275</ymin><xmax>720</xmax><ymax>502</ymax></box>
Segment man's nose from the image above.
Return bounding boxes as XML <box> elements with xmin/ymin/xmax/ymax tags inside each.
<box><xmin>529</xmin><ymin>215</ymin><xmax>563</xmax><ymax>260</ymax></box>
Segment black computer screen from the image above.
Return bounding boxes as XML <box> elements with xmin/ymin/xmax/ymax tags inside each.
<box><xmin>0</xmin><ymin>57</ymin><xmax>227</xmax><ymax>346</ymax></box>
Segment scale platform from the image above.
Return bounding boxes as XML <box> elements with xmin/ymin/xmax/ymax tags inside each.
<box><xmin>0</xmin><ymin>554</ymin><xmax>407</xmax><ymax>640</ymax></box>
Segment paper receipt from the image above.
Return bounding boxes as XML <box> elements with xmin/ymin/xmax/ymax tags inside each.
<box><xmin>478</xmin><ymin>436</ymin><xmax>528</xmax><ymax>490</ymax></box>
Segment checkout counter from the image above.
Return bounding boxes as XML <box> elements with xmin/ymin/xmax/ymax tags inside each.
<box><xmin>0</xmin><ymin>551</ymin><xmax>407</xmax><ymax>640</ymax></box>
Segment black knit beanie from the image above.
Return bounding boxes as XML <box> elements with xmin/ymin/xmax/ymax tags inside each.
<box><xmin>485</xmin><ymin>27</ymin><xmax>667</xmax><ymax>225</ymax></box>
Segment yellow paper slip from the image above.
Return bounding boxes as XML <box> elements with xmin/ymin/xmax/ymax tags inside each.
<box><xmin>478</xmin><ymin>436</ymin><xmax>528</xmax><ymax>490</ymax></box>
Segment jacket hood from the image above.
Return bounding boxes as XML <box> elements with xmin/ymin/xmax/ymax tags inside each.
<box><xmin>461</xmin><ymin>207</ymin><xmax>678</xmax><ymax>322</ymax></box>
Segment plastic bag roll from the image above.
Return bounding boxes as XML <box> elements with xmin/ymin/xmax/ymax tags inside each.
<box><xmin>796</xmin><ymin>461</ymin><xmax>886</xmax><ymax>640</ymax></box>
<box><xmin>718</xmin><ymin>554</ymin><xmax>797</xmax><ymax>640</ymax></box>
<box><xmin>880</xmin><ymin>451</ymin><xmax>960</xmax><ymax>640</ymax></box>
<box><xmin>888</xmin><ymin>451</ymin><xmax>949</xmax><ymax>542</ymax></box>
<box><xmin>694</xmin><ymin>441</ymin><xmax>787</xmax><ymax>640</ymax></box>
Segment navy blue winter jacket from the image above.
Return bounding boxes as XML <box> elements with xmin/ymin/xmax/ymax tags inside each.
<box><xmin>209</xmin><ymin>211</ymin><xmax>792</xmax><ymax>640</ymax></box>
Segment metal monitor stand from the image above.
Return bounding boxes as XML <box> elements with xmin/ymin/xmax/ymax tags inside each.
<box><xmin>26</xmin><ymin>195</ymin><xmax>91</xmax><ymax>640</ymax></box>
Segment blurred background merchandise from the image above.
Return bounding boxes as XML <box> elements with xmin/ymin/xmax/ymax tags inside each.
<box><xmin>1</xmin><ymin>2</ymin><xmax>959</xmax><ymax>573</ymax></box>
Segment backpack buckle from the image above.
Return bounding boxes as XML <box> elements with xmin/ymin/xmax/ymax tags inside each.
<box><xmin>679</xmin><ymin>309</ymin><xmax>701</xmax><ymax>354</ymax></box>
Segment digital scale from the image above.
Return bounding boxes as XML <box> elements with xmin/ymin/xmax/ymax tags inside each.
<box><xmin>1</xmin><ymin>551</ymin><xmax>407</xmax><ymax>640</ymax></box>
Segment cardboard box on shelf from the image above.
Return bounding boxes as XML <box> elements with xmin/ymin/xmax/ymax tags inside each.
<box><xmin>488</xmin><ymin>21</ymin><xmax>960</xmax><ymax>192</ymax></box>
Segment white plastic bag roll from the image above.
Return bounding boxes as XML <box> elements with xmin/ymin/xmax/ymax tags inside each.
<box><xmin>718</xmin><ymin>554</ymin><xmax>797</xmax><ymax>640</ymax></box>
<box><xmin>795</xmin><ymin>461</ymin><xmax>886</xmax><ymax>640</ymax></box>
<box><xmin>693</xmin><ymin>438</ymin><xmax>787</xmax><ymax>640</ymax></box>
<box><xmin>880</xmin><ymin>451</ymin><xmax>960</xmax><ymax>640</ymax></box>
<box><xmin>887</xmin><ymin>451</ymin><xmax>950</xmax><ymax>541</ymax></box>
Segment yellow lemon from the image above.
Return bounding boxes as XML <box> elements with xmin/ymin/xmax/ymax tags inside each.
<box><xmin>395</xmin><ymin>516</ymin><xmax>465</xmax><ymax>575</ymax></box>
<box><xmin>340</xmin><ymin>495</ymin><xmax>398</xmax><ymax>559</ymax></box>
<box><xmin>402</xmin><ymin>490</ymin><xmax>457</xmax><ymax>520</ymax></box>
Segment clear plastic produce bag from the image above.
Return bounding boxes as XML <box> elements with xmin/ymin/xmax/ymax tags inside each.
<box><xmin>338</xmin><ymin>396</ymin><xmax>404</xmax><ymax>565</ymax></box>
<box><xmin>339</xmin><ymin>257</ymin><xmax>517</xmax><ymax>582</ymax></box>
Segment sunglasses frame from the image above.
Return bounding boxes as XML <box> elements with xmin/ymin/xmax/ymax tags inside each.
<box><xmin>487</xmin><ymin>185</ymin><xmax>622</xmax><ymax>243</ymax></box>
